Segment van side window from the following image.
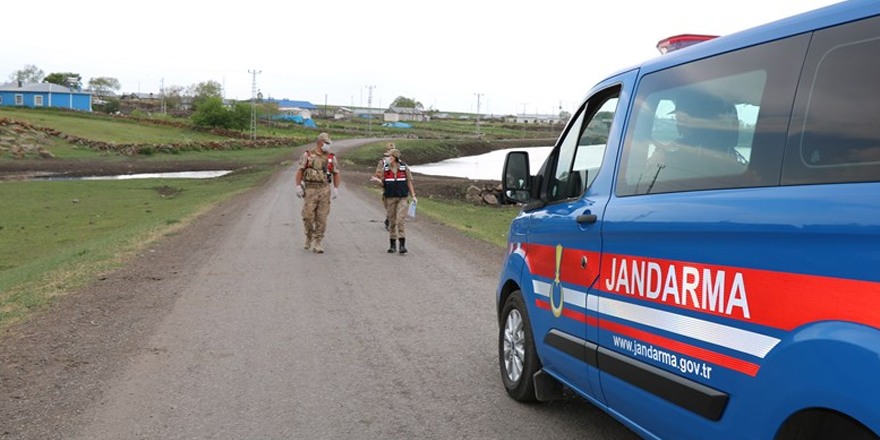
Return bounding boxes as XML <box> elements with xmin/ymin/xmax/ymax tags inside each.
<box><xmin>617</xmin><ymin>35</ymin><xmax>809</xmax><ymax>196</ymax></box>
<box><xmin>783</xmin><ymin>15</ymin><xmax>880</xmax><ymax>185</ymax></box>
<box><xmin>545</xmin><ymin>89</ymin><xmax>619</xmax><ymax>202</ymax></box>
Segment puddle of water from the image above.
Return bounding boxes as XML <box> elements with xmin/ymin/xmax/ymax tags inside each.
<box><xmin>35</xmin><ymin>170</ymin><xmax>234</xmax><ymax>181</ymax></box>
<box><xmin>410</xmin><ymin>147</ymin><xmax>552</xmax><ymax>180</ymax></box>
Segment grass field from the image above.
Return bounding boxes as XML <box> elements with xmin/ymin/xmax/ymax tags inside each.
<box><xmin>0</xmin><ymin>107</ymin><xmax>528</xmax><ymax>330</ymax></box>
<box><xmin>415</xmin><ymin>198</ymin><xmax>520</xmax><ymax>248</ymax></box>
<box><xmin>0</xmin><ymin>167</ymin><xmax>275</xmax><ymax>329</ymax></box>
<box><xmin>0</xmin><ymin>107</ymin><xmax>228</xmax><ymax>144</ymax></box>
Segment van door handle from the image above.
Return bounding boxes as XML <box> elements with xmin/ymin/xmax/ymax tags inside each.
<box><xmin>577</xmin><ymin>213</ymin><xmax>598</xmax><ymax>224</ymax></box>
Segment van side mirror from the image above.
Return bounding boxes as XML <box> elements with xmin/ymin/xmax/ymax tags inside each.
<box><xmin>502</xmin><ymin>151</ymin><xmax>531</xmax><ymax>204</ymax></box>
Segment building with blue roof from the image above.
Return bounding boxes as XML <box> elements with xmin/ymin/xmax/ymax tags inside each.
<box><xmin>0</xmin><ymin>82</ymin><xmax>92</xmax><ymax>111</ymax></box>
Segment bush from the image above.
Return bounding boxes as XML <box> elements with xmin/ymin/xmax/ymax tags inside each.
<box><xmin>94</xmin><ymin>98</ymin><xmax>121</xmax><ymax>114</ymax></box>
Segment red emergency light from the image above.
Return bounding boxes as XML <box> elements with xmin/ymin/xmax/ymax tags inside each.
<box><xmin>656</xmin><ymin>34</ymin><xmax>718</xmax><ymax>54</ymax></box>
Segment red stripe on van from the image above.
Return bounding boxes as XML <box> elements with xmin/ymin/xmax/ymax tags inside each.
<box><xmin>535</xmin><ymin>298</ymin><xmax>596</xmax><ymax>325</ymax></box>
<box><xmin>525</xmin><ymin>243</ymin><xmax>601</xmax><ymax>288</ymax></box>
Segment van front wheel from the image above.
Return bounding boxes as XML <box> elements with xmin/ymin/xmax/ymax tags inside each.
<box><xmin>499</xmin><ymin>291</ymin><xmax>540</xmax><ymax>402</ymax></box>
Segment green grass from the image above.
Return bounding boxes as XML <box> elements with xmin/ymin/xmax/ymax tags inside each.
<box><xmin>0</xmin><ymin>168</ymin><xmax>273</xmax><ymax>329</ymax></box>
<box><xmin>0</xmin><ymin>107</ymin><xmax>228</xmax><ymax>144</ymax></box>
<box><xmin>363</xmin><ymin>185</ymin><xmax>520</xmax><ymax>248</ymax></box>
<box><xmin>416</xmin><ymin>198</ymin><xmax>520</xmax><ymax>248</ymax></box>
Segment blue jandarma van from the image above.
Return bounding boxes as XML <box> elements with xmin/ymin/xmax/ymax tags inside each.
<box><xmin>496</xmin><ymin>1</ymin><xmax>880</xmax><ymax>439</ymax></box>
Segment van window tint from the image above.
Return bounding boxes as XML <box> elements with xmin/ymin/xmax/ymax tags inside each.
<box><xmin>617</xmin><ymin>35</ymin><xmax>809</xmax><ymax>196</ymax></box>
<box><xmin>545</xmin><ymin>89</ymin><xmax>618</xmax><ymax>202</ymax></box>
<box><xmin>783</xmin><ymin>15</ymin><xmax>880</xmax><ymax>185</ymax></box>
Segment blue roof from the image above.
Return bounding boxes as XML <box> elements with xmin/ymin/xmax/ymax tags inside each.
<box><xmin>268</xmin><ymin>99</ymin><xmax>317</xmax><ymax>109</ymax></box>
<box><xmin>0</xmin><ymin>82</ymin><xmax>89</xmax><ymax>94</ymax></box>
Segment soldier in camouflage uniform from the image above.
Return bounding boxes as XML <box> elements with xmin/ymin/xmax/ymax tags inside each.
<box><xmin>295</xmin><ymin>132</ymin><xmax>340</xmax><ymax>253</ymax></box>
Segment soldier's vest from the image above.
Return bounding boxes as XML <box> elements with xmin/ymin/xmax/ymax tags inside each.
<box><xmin>383</xmin><ymin>163</ymin><xmax>409</xmax><ymax>197</ymax></box>
<box><xmin>303</xmin><ymin>151</ymin><xmax>335</xmax><ymax>183</ymax></box>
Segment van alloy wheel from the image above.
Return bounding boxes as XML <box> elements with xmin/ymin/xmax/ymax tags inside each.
<box><xmin>498</xmin><ymin>290</ymin><xmax>539</xmax><ymax>401</ymax></box>
<box><xmin>503</xmin><ymin>309</ymin><xmax>525</xmax><ymax>383</ymax></box>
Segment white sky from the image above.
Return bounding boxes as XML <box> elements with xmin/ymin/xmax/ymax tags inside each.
<box><xmin>3</xmin><ymin>0</ymin><xmax>845</xmax><ymax>116</ymax></box>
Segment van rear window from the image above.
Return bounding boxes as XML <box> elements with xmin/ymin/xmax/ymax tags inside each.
<box><xmin>783</xmin><ymin>15</ymin><xmax>880</xmax><ymax>185</ymax></box>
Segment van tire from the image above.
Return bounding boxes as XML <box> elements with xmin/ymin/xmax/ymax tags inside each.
<box><xmin>499</xmin><ymin>290</ymin><xmax>541</xmax><ymax>402</ymax></box>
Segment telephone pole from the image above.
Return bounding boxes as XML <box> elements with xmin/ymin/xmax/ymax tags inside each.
<box><xmin>474</xmin><ymin>92</ymin><xmax>484</xmax><ymax>137</ymax></box>
<box><xmin>366</xmin><ymin>85</ymin><xmax>376</xmax><ymax>134</ymax></box>
<box><xmin>248</xmin><ymin>69</ymin><xmax>261</xmax><ymax>141</ymax></box>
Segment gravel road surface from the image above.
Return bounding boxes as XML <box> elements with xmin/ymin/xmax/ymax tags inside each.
<box><xmin>1</xmin><ymin>140</ymin><xmax>639</xmax><ymax>440</ymax></box>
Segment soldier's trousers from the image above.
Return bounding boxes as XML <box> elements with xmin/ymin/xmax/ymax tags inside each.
<box><xmin>302</xmin><ymin>183</ymin><xmax>331</xmax><ymax>243</ymax></box>
<box><xmin>385</xmin><ymin>196</ymin><xmax>408</xmax><ymax>240</ymax></box>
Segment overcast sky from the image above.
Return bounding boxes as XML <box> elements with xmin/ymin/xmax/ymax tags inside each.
<box><xmin>4</xmin><ymin>0</ymin><xmax>844</xmax><ymax>116</ymax></box>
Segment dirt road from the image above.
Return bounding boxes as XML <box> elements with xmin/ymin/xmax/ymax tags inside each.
<box><xmin>0</xmin><ymin>140</ymin><xmax>638</xmax><ymax>439</ymax></box>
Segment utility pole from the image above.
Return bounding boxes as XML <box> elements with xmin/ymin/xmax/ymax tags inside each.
<box><xmin>248</xmin><ymin>69</ymin><xmax>261</xmax><ymax>141</ymax></box>
<box><xmin>161</xmin><ymin>78</ymin><xmax>166</xmax><ymax>115</ymax></box>
<box><xmin>474</xmin><ymin>92</ymin><xmax>484</xmax><ymax>137</ymax></box>
<box><xmin>366</xmin><ymin>85</ymin><xmax>376</xmax><ymax>134</ymax></box>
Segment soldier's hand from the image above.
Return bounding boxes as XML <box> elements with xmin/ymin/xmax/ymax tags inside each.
<box><xmin>295</xmin><ymin>185</ymin><xmax>304</xmax><ymax>198</ymax></box>
<box><xmin>332</xmin><ymin>187</ymin><xmax>339</xmax><ymax>199</ymax></box>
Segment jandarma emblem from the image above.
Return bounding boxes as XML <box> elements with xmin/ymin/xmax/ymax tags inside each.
<box><xmin>551</xmin><ymin>244</ymin><xmax>564</xmax><ymax>318</ymax></box>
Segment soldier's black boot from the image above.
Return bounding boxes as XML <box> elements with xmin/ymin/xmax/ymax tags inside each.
<box><xmin>387</xmin><ymin>239</ymin><xmax>396</xmax><ymax>253</ymax></box>
<box><xmin>398</xmin><ymin>238</ymin><xmax>407</xmax><ymax>254</ymax></box>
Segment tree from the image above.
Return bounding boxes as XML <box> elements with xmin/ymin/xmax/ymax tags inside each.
<box><xmin>45</xmin><ymin>72</ymin><xmax>82</xmax><ymax>88</ymax></box>
<box><xmin>230</xmin><ymin>102</ymin><xmax>251</xmax><ymax>130</ymax></box>
<box><xmin>390</xmin><ymin>96</ymin><xmax>423</xmax><ymax>110</ymax></box>
<box><xmin>89</xmin><ymin>77</ymin><xmax>121</xmax><ymax>97</ymax></box>
<box><xmin>191</xmin><ymin>96</ymin><xmax>230</xmax><ymax>128</ymax></box>
<box><xmin>191</xmin><ymin>96</ymin><xmax>249</xmax><ymax>130</ymax></box>
<box><xmin>9</xmin><ymin>64</ymin><xmax>44</xmax><ymax>83</ymax></box>
<box><xmin>188</xmin><ymin>80</ymin><xmax>223</xmax><ymax>109</ymax></box>
<box><xmin>164</xmin><ymin>85</ymin><xmax>185</xmax><ymax>111</ymax></box>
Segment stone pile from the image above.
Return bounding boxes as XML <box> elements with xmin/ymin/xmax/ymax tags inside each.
<box><xmin>0</xmin><ymin>119</ymin><xmax>56</xmax><ymax>159</ymax></box>
<box><xmin>465</xmin><ymin>183</ymin><xmax>503</xmax><ymax>205</ymax></box>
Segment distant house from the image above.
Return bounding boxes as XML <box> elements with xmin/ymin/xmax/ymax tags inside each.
<box><xmin>384</xmin><ymin>106</ymin><xmax>426</xmax><ymax>123</ymax></box>
<box><xmin>334</xmin><ymin>107</ymin><xmax>353</xmax><ymax>120</ymax></box>
<box><xmin>266</xmin><ymin>98</ymin><xmax>317</xmax><ymax>120</ymax></box>
<box><xmin>511</xmin><ymin>113</ymin><xmax>563</xmax><ymax>124</ymax></box>
<box><xmin>121</xmin><ymin>92</ymin><xmax>161</xmax><ymax>100</ymax></box>
<box><xmin>0</xmin><ymin>82</ymin><xmax>92</xmax><ymax>111</ymax></box>
<box><xmin>354</xmin><ymin>108</ymin><xmax>384</xmax><ymax>119</ymax></box>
